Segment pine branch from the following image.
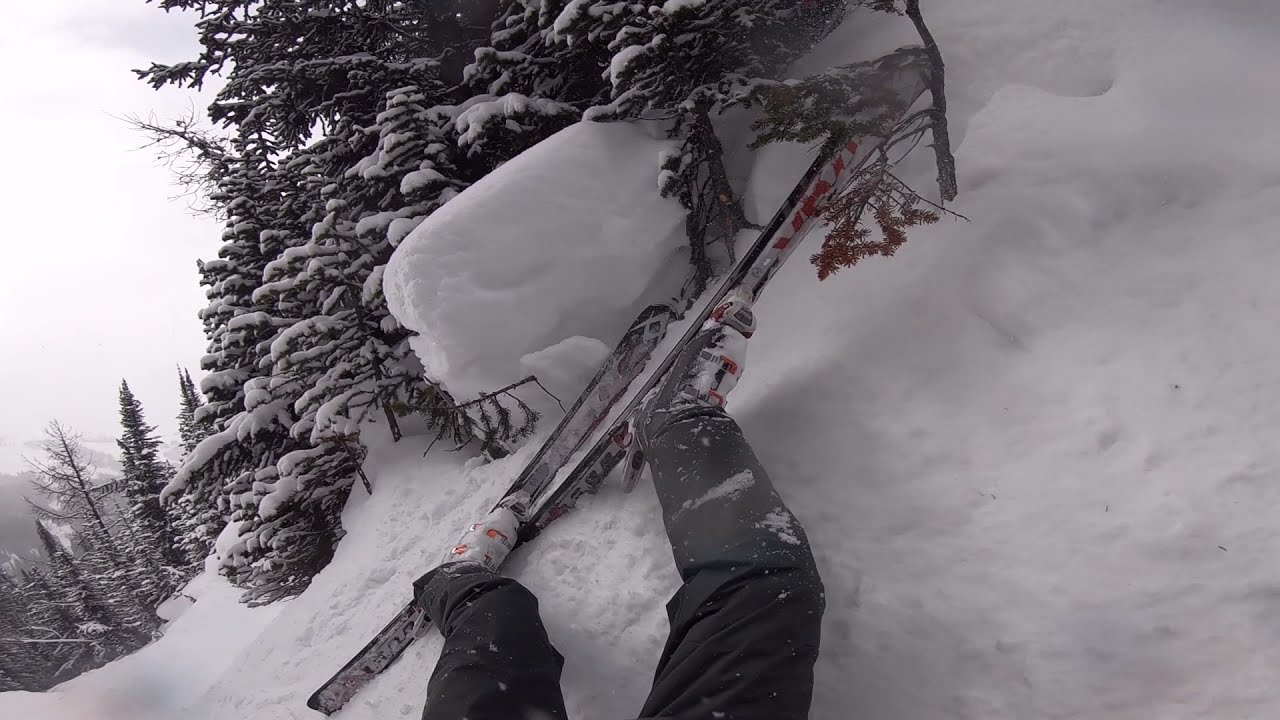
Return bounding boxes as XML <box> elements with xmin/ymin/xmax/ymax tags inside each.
<box><xmin>432</xmin><ymin>376</ymin><xmax>556</xmax><ymax>415</ymax></box>
<box><xmin>416</xmin><ymin>376</ymin><xmax>551</xmax><ymax>457</ymax></box>
<box><xmin>809</xmin><ymin>149</ymin><xmax>945</xmax><ymax>280</ymax></box>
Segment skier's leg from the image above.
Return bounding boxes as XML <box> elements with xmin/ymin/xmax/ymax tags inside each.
<box><xmin>635</xmin><ymin>311</ymin><xmax>824</xmax><ymax>720</ymax></box>
<box><xmin>415</xmin><ymin>562</ymin><xmax>569</xmax><ymax>720</ymax></box>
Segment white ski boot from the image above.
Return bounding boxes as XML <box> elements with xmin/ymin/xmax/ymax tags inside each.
<box><xmin>620</xmin><ymin>288</ymin><xmax>756</xmax><ymax>492</ymax></box>
<box><xmin>445</xmin><ymin>491</ymin><xmax>531</xmax><ymax>572</ymax></box>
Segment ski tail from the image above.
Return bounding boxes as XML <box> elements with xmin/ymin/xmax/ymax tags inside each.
<box><xmin>306</xmin><ymin>603</ymin><xmax>427</xmax><ymax>715</ymax></box>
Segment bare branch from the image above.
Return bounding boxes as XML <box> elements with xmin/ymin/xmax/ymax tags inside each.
<box><xmin>904</xmin><ymin>0</ymin><xmax>958</xmax><ymax>201</ymax></box>
<box><xmin>435</xmin><ymin>376</ymin><xmax>557</xmax><ymax>414</ymax></box>
<box><xmin>121</xmin><ymin>107</ymin><xmax>235</xmax><ymax>216</ymax></box>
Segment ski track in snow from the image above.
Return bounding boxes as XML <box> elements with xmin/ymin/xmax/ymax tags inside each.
<box><xmin>6</xmin><ymin>1</ymin><xmax>1280</xmax><ymax>718</ymax></box>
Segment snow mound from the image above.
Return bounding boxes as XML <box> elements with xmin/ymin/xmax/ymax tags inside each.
<box><xmin>519</xmin><ymin>336</ymin><xmax>612</xmax><ymax>418</ymax></box>
<box><xmin>385</xmin><ymin>120</ymin><xmax>688</xmax><ymax>410</ymax></box>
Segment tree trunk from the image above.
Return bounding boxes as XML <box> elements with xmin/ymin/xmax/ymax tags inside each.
<box><xmin>59</xmin><ymin>433</ymin><xmax>114</xmax><ymax>543</ymax></box>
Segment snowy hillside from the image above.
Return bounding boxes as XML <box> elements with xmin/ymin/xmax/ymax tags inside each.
<box><xmin>6</xmin><ymin>0</ymin><xmax>1279</xmax><ymax>718</ymax></box>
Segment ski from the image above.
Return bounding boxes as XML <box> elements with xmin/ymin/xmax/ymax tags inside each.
<box><xmin>527</xmin><ymin>54</ymin><xmax>931</xmax><ymax>536</ymax></box>
<box><xmin>498</xmin><ymin>280</ymin><xmax>698</xmax><ymax>504</ymax></box>
<box><xmin>307</xmin><ymin>47</ymin><xmax>929</xmax><ymax>715</ymax></box>
<box><xmin>303</xmin><ymin>298</ymin><xmax>689</xmax><ymax>716</ymax></box>
<box><xmin>306</xmin><ymin>602</ymin><xmax>427</xmax><ymax>714</ymax></box>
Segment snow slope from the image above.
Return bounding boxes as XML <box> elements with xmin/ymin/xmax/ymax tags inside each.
<box><xmin>1</xmin><ymin>559</ymin><xmax>281</xmax><ymax>719</ymax></box>
<box><xmin>6</xmin><ymin>1</ymin><xmax>1280</xmax><ymax>718</ymax></box>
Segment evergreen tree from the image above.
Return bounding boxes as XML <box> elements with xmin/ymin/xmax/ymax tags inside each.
<box><xmin>0</xmin><ymin>569</ymin><xmax>44</xmax><ymax>691</ymax></box>
<box><xmin>117</xmin><ymin>380</ymin><xmax>186</xmax><ymax>583</ymax></box>
<box><xmin>141</xmin><ymin>0</ymin><xmax>523</xmax><ymax>603</ymax></box>
<box><xmin>73</xmin><ymin>518</ymin><xmax>162</xmax><ymax>644</ymax></box>
<box><xmin>17</xmin><ymin>568</ymin><xmax>85</xmax><ymax>685</ymax></box>
<box><xmin>29</xmin><ymin>523</ymin><xmax>128</xmax><ymax>672</ymax></box>
<box><xmin>23</xmin><ymin>423</ymin><xmax>161</xmax><ymax>673</ymax></box>
<box><xmin>176</xmin><ymin>367</ymin><xmax>211</xmax><ymax>454</ymax></box>
<box><xmin>174</xmin><ymin>146</ymin><xmax>321</xmax><ymax>601</ymax></box>
<box><xmin>173</xmin><ymin>366</ymin><xmax>219</xmax><ymax>566</ymax></box>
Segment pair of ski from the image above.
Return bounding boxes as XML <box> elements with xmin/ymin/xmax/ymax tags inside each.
<box><xmin>307</xmin><ymin>48</ymin><xmax>930</xmax><ymax>715</ymax></box>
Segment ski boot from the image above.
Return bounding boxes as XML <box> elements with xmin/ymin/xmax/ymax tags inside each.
<box><xmin>620</xmin><ymin>288</ymin><xmax>756</xmax><ymax>492</ymax></box>
<box><xmin>442</xmin><ymin>491</ymin><xmax>531</xmax><ymax>572</ymax></box>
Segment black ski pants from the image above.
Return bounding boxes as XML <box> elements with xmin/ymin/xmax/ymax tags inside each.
<box><xmin>416</xmin><ymin>407</ymin><xmax>825</xmax><ymax>720</ymax></box>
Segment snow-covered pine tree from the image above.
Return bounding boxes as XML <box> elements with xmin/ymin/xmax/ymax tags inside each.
<box><xmin>141</xmin><ymin>0</ymin><xmax>564</xmax><ymax>602</ymax></box>
<box><xmin>116</xmin><ymin>380</ymin><xmax>186</xmax><ymax>586</ymax></box>
<box><xmin>464</xmin><ymin>0</ymin><xmax>615</xmax><ymax>107</ymax></box>
<box><xmin>29</xmin><ymin>522</ymin><xmax>134</xmax><ymax>669</ymax></box>
<box><xmin>563</xmin><ymin>1</ymin><xmax>849</xmax><ymax>120</ymax></box>
<box><xmin>18</xmin><ymin>426</ymin><xmax>165</xmax><ymax>673</ymax></box>
<box><xmin>177</xmin><ymin>366</ymin><xmax>211</xmax><ymax>454</ymax></box>
<box><xmin>16</xmin><ymin>565</ymin><xmax>87</xmax><ymax>685</ymax></box>
<box><xmin>71</xmin><ymin>518</ymin><xmax>162</xmax><ymax>645</ymax></box>
<box><xmin>165</xmin><ymin>144</ymin><xmax>329</xmax><ymax>602</ymax></box>
<box><xmin>110</xmin><ymin>509</ymin><xmax>173</xmax><ymax>610</ymax></box>
<box><xmin>172</xmin><ymin>366</ymin><xmax>218</xmax><ymax>566</ymax></box>
<box><xmin>0</xmin><ymin>570</ymin><xmax>44</xmax><ymax>691</ymax></box>
<box><xmin>218</xmin><ymin>68</ymin><xmax>460</xmax><ymax>607</ymax></box>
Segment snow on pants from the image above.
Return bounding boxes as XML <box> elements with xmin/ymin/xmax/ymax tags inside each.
<box><xmin>416</xmin><ymin>407</ymin><xmax>825</xmax><ymax>720</ymax></box>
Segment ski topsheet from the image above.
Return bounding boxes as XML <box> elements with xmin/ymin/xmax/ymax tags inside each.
<box><xmin>307</xmin><ymin>48</ymin><xmax>930</xmax><ymax>716</ymax></box>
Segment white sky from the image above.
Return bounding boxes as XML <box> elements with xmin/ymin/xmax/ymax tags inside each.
<box><xmin>0</xmin><ymin>1</ymin><xmax>220</xmax><ymax>475</ymax></box>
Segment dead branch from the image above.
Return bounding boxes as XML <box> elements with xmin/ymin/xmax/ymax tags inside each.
<box><xmin>904</xmin><ymin>0</ymin><xmax>958</xmax><ymax>201</ymax></box>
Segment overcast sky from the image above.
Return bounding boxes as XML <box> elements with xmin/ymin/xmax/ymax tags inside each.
<box><xmin>0</xmin><ymin>2</ymin><xmax>220</xmax><ymax>476</ymax></box>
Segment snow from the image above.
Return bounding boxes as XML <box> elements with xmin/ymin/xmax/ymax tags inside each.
<box><xmin>607</xmin><ymin>42</ymin><xmax>649</xmax><ymax>86</ymax></box>
<box><xmin>452</xmin><ymin>93</ymin><xmax>575</xmax><ymax>148</ymax></box>
<box><xmin>0</xmin><ymin>558</ymin><xmax>281</xmax><ymax>719</ymax></box>
<box><xmin>661</xmin><ymin>0</ymin><xmax>707</xmax><ymax>14</ymax></box>
<box><xmin>549</xmin><ymin>0</ymin><xmax>593</xmax><ymax>42</ymax></box>
<box><xmin>518</xmin><ymin>335</ymin><xmax>612</xmax><ymax>419</ymax></box>
<box><xmin>9</xmin><ymin>1</ymin><xmax>1280</xmax><ymax>718</ymax></box>
<box><xmin>385</xmin><ymin>119</ymin><xmax>687</xmax><ymax>410</ymax></box>
<box><xmin>678</xmin><ymin>469</ymin><xmax>754</xmax><ymax>514</ymax></box>
<box><xmin>212</xmin><ymin>518</ymin><xmax>249</xmax><ymax>561</ymax></box>
<box><xmin>757</xmin><ymin>508</ymin><xmax>801</xmax><ymax>547</ymax></box>
<box><xmin>398</xmin><ymin>166</ymin><xmax>444</xmax><ymax>195</ymax></box>
<box><xmin>155</xmin><ymin>594</ymin><xmax>194</xmax><ymax>624</ymax></box>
